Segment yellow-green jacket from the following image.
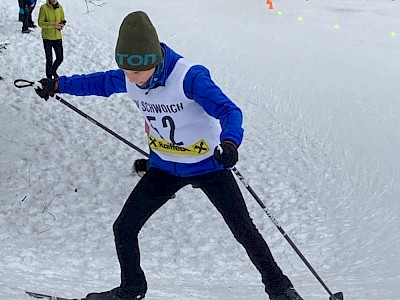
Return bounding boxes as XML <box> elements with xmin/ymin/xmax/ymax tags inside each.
<box><xmin>38</xmin><ymin>1</ymin><xmax>65</xmax><ymax>40</ymax></box>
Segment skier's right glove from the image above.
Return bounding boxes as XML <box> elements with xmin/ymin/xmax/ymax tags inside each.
<box><xmin>35</xmin><ymin>78</ymin><xmax>58</xmax><ymax>101</ymax></box>
<box><xmin>132</xmin><ymin>158</ymin><xmax>148</xmax><ymax>177</ymax></box>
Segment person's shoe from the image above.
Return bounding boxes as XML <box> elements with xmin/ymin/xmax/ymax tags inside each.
<box><xmin>85</xmin><ymin>287</ymin><xmax>145</xmax><ymax>300</ymax></box>
<box><xmin>22</xmin><ymin>29</ymin><xmax>32</xmax><ymax>34</ymax></box>
<box><xmin>270</xmin><ymin>287</ymin><xmax>304</xmax><ymax>300</ymax></box>
<box><xmin>28</xmin><ymin>23</ymin><xmax>37</xmax><ymax>28</ymax></box>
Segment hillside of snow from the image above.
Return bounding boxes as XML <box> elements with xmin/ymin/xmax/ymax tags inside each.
<box><xmin>1</xmin><ymin>0</ymin><xmax>399</xmax><ymax>299</ymax></box>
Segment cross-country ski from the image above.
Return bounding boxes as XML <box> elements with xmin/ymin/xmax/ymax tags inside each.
<box><xmin>26</xmin><ymin>291</ymin><xmax>82</xmax><ymax>300</ymax></box>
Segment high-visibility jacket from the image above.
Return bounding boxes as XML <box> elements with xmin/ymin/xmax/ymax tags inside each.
<box><xmin>38</xmin><ymin>1</ymin><xmax>65</xmax><ymax>40</ymax></box>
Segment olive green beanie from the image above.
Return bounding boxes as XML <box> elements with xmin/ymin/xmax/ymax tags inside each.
<box><xmin>115</xmin><ymin>11</ymin><xmax>162</xmax><ymax>71</ymax></box>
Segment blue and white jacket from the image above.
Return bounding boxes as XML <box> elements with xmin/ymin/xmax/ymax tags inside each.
<box><xmin>58</xmin><ymin>43</ymin><xmax>244</xmax><ymax>177</ymax></box>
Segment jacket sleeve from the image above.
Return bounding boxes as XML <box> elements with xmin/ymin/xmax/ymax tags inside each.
<box><xmin>38</xmin><ymin>6</ymin><xmax>53</xmax><ymax>29</ymax></box>
<box><xmin>183</xmin><ymin>65</ymin><xmax>244</xmax><ymax>146</ymax></box>
<box><xmin>58</xmin><ymin>69</ymin><xmax>127</xmax><ymax>97</ymax></box>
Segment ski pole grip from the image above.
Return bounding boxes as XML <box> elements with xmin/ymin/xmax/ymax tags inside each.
<box><xmin>33</xmin><ymin>81</ymin><xmax>42</xmax><ymax>89</ymax></box>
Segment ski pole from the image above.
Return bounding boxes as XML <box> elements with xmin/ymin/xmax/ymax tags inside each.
<box><xmin>53</xmin><ymin>94</ymin><xmax>149</xmax><ymax>158</ymax></box>
<box><xmin>14</xmin><ymin>79</ymin><xmax>343</xmax><ymax>300</ymax></box>
<box><xmin>13</xmin><ymin>79</ymin><xmax>149</xmax><ymax>158</ymax></box>
<box><xmin>231</xmin><ymin>167</ymin><xmax>343</xmax><ymax>300</ymax></box>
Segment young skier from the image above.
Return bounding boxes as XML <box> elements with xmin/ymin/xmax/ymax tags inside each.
<box><xmin>34</xmin><ymin>11</ymin><xmax>303</xmax><ymax>300</ymax></box>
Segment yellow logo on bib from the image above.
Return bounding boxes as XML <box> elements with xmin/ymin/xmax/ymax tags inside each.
<box><xmin>148</xmin><ymin>134</ymin><xmax>210</xmax><ymax>155</ymax></box>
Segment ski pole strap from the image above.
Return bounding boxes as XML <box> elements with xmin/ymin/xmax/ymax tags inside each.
<box><xmin>14</xmin><ymin>79</ymin><xmax>42</xmax><ymax>89</ymax></box>
<box><xmin>14</xmin><ymin>79</ymin><xmax>35</xmax><ymax>88</ymax></box>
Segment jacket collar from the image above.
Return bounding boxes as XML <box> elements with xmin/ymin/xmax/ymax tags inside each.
<box><xmin>47</xmin><ymin>0</ymin><xmax>59</xmax><ymax>9</ymax></box>
<box><xmin>138</xmin><ymin>43</ymin><xmax>182</xmax><ymax>90</ymax></box>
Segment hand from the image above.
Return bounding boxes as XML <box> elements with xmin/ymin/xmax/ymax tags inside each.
<box><xmin>34</xmin><ymin>78</ymin><xmax>58</xmax><ymax>100</ymax></box>
<box><xmin>132</xmin><ymin>158</ymin><xmax>148</xmax><ymax>177</ymax></box>
<box><xmin>56</xmin><ymin>20</ymin><xmax>66</xmax><ymax>30</ymax></box>
<box><xmin>214</xmin><ymin>140</ymin><xmax>238</xmax><ymax>168</ymax></box>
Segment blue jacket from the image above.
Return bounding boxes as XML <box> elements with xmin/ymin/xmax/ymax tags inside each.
<box><xmin>20</xmin><ymin>0</ymin><xmax>35</xmax><ymax>7</ymax></box>
<box><xmin>58</xmin><ymin>43</ymin><xmax>244</xmax><ymax>177</ymax></box>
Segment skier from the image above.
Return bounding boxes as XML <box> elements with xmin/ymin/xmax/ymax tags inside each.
<box><xmin>34</xmin><ymin>11</ymin><xmax>303</xmax><ymax>300</ymax></box>
<box><xmin>38</xmin><ymin>0</ymin><xmax>66</xmax><ymax>79</ymax></box>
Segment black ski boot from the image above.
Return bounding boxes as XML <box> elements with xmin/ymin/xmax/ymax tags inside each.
<box><xmin>85</xmin><ymin>287</ymin><xmax>145</xmax><ymax>300</ymax></box>
<box><xmin>270</xmin><ymin>287</ymin><xmax>303</xmax><ymax>300</ymax></box>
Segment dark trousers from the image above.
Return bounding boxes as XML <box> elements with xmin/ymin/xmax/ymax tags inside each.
<box><xmin>113</xmin><ymin>168</ymin><xmax>292</xmax><ymax>296</ymax></box>
<box><xmin>43</xmin><ymin>39</ymin><xmax>63</xmax><ymax>79</ymax></box>
<box><xmin>21</xmin><ymin>4</ymin><xmax>32</xmax><ymax>31</ymax></box>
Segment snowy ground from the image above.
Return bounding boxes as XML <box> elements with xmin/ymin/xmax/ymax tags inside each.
<box><xmin>1</xmin><ymin>0</ymin><xmax>399</xmax><ymax>299</ymax></box>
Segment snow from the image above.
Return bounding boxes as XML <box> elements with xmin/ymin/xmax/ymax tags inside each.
<box><xmin>1</xmin><ymin>0</ymin><xmax>399</xmax><ymax>299</ymax></box>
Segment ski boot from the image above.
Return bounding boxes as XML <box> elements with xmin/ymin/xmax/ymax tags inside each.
<box><xmin>270</xmin><ymin>287</ymin><xmax>304</xmax><ymax>300</ymax></box>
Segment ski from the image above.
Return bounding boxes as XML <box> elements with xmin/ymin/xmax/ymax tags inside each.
<box><xmin>26</xmin><ymin>290</ymin><xmax>84</xmax><ymax>300</ymax></box>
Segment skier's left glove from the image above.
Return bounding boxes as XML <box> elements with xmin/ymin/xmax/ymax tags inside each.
<box><xmin>35</xmin><ymin>78</ymin><xmax>58</xmax><ymax>101</ymax></box>
<box><xmin>132</xmin><ymin>158</ymin><xmax>148</xmax><ymax>177</ymax></box>
<box><xmin>214</xmin><ymin>140</ymin><xmax>238</xmax><ymax>168</ymax></box>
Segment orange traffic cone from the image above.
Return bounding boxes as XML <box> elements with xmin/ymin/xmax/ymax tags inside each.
<box><xmin>268</xmin><ymin>1</ymin><xmax>274</xmax><ymax>9</ymax></box>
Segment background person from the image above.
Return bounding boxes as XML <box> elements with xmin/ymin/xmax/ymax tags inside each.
<box><xmin>38</xmin><ymin>0</ymin><xmax>66</xmax><ymax>79</ymax></box>
<box><xmin>21</xmin><ymin>0</ymin><xmax>35</xmax><ymax>33</ymax></box>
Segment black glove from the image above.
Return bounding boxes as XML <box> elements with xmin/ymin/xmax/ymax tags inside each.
<box><xmin>35</xmin><ymin>78</ymin><xmax>58</xmax><ymax>100</ymax></box>
<box><xmin>132</xmin><ymin>158</ymin><xmax>148</xmax><ymax>177</ymax></box>
<box><xmin>214</xmin><ymin>140</ymin><xmax>238</xmax><ymax>168</ymax></box>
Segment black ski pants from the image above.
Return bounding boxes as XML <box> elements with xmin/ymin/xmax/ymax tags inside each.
<box><xmin>21</xmin><ymin>3</ymin><xmax>32</xmax><ymax>31</ymax></box>
<box><xmin>113</xmin><ymin>168</ymin><xmax>292</xmax><ymax>296</ymax></box>
<box><xmin>43</xmin><ymin>39</ymin><xmax>63</xmax><ymax>79</ymax></box>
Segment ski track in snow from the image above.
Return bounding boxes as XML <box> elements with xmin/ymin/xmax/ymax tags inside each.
<box><xmin>1</xmin><ymin>0</ymin><xmax>400</xmax><ymax>299</ymax></box>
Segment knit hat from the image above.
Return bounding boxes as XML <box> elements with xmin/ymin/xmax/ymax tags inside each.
<box><xmin>115</xmin><ymin>11</ymin><xmax>162</xmax><ymax>71</ymax></box>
